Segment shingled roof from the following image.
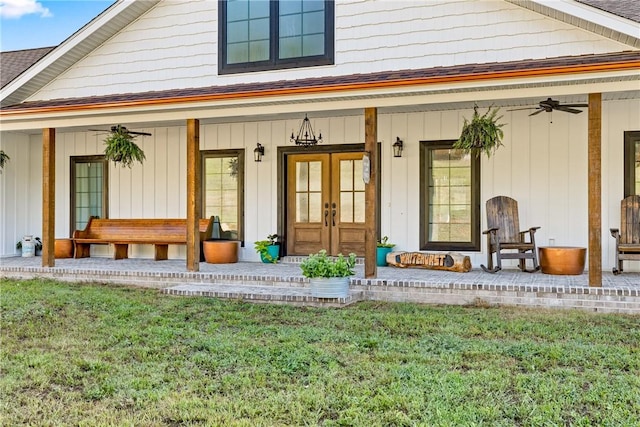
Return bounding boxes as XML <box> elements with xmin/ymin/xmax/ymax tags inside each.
<box><xmin>576</xmin><ymin>0</ymin><xmax>640</xmax><ymax>22</ymax></box>
<box><xmin>0</xmin><ymin>47</ymin><xmax>54</xmax><ymax>88</ymax></box>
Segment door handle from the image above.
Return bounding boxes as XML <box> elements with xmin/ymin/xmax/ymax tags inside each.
<box><xmin>332</xmin><ymin>209</ymin><xmax>336</xmax><ymax>226</ymax></box>
<box><xmin>324</xmin><ymin>209</ymin><xmax>329</xmax><ymax>226</ymax></box>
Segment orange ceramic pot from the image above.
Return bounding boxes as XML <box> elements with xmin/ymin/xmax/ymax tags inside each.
<box><xmin>54</xmin><ymin>239</ymin><xmax>74</xmax><ymax>259</ymax></box>
<box><xmin>539</xmin><ymin>246</ymin><xmax>586</xmax><ymax>275</ymax></box>
<box><xmin>203</xmin><ymin>240</ymin><xmax>239</xmax><ymax>263</ymax></box>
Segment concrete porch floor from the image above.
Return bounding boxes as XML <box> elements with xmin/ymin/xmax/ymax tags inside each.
<box><xmin>1</xmin><ymin>256</ymin><xmax>639</xmax><ymax>314</ymax></box>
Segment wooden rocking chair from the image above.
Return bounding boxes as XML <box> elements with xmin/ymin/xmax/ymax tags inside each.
<box><xmin>481</xmin><ymin>196</ymin><xmax>541</xmax><ymax>273</ymax></box>
<box><xmin>610</xmin><ymin>195</ymin><xmax>640</xmax><ymax>275</ymax></box>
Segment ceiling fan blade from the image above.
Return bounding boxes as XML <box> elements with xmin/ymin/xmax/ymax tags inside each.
<box><xmin>554</xmin><ymin>106</ymin><xmax>583</xmax><ymax>114</ymax></box>
<box><xmin>529</xmin><ymin>109</ymin><xmax>545</xmax><ymax>116</ymax></box>
<box><xmin>128</xmin><ymin>131</ymin><xmax>152</xmax><ymax>136</ymax></box>
<box><xmin>508</xmin><ymin>106</ymin><xmax>537</xmax><ymax>111</ymax></box>
<box><xmin>558</xmin><ymin>103</ymin><xmax>588</xmax><ymax>108</ymax></box>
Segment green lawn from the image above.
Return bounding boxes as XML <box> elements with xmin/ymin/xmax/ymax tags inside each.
<box><xmin>1</xmin><ymin>278</ymin><xmax>638</xmax><ymax>426</ymax></box>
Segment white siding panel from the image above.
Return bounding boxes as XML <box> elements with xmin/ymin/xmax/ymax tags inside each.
<box><xmin>32</xmin><ymin>0</ymin><xmax>634</xmax><ymax>101</ymax></box>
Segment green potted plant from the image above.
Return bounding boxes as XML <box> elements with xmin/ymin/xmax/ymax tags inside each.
<box><xmin>300</xmin><ymin>249</ymin><xmax>357</xmax><ymax>298</ymax></box>
<box><xmin>103</xmin><ymin>125</ymin><xmax>146</xmax><ymax>168</ymax></box>
<box><xmin>453</xmin><ymin>104</ymin><xmax>506</xmax><ymax>158</ymax></box>
<box><xmin>0</xmin><ymin>150</ymin><xmax>9</xmax><ymax>173</ymax></box>
<box><xmin>254</xmin><ymin>234</ymin><xmax>280</xmax><ymax>263</ymax></box>
<box><xmin>376</xmin><ymin>236</ymin><xmax>395</xmax><ymax>267</ymax></box>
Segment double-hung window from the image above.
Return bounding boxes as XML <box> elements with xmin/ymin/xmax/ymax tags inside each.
<box><xmin>219</xmin><ymin>0</ymin><xmax>334</xmax><ymax>74</ymax></box>
<box><xmin>420</xmin><ymin>141</ymin><xmax>480</xmax><ymax>251</ymax></box>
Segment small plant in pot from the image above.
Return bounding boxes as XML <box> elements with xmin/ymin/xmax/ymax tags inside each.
<box><xmin>254</xmin><ymin>234</ymin><xmax>280</xmax><ymax>263</ymax></box>
<box><xmin>376</xmin><ymin>236</ymin><xmax>395</xmax><ymax>267</ymax></box>
<box><xmin>16</xmin><ymin>237</ymin><xmax>42</xmax><ymax>256</ymax></box>
<box><xmin>453</xmin><ymin>104</ymin><xmax>506</xmax><ymax>158</ymax></box>
<box><xmin>300</xmin><ymin>250</ymin><xmax>357</xmax><ymax>298</ymax></box>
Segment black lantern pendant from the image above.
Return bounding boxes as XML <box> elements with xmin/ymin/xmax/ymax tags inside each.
<box><xmin>393</xmin><ymin>137</ymin><xmax>404</xmax><ymax>157</ymax></box>
<box><xmin>254</xmin><ymin>143</ymin><xmax>264</xmax><ymax>162</ymax></box>
<box><xmin>291</xmin><ymin>114</ymin><xmax>322</xmax><ymax>147</ymax></box>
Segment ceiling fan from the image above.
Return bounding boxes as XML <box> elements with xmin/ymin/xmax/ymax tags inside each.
<box><xmin>509</xmin><ymin>98</ymin><xmax>588</xmax><ymax>116</ymax></box>
<box><xmin>88</xmin><ymin>125</ymin><xmax>152</xmax><ymax>136</ymax></box>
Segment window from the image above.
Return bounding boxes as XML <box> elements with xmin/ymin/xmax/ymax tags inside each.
<box><xmin>420</xmin><ymin>141</ymin><xmax>480</xmax><ymax>251</ymax></box>
<box><xmin>624</xmin><ymin>131</ymin><xmax>640</xmax><ymax>197</ymax></box>
<box><xmin>219</xmin><ymin>0</ymin><xmax>334</xmax><ymax>74</ymax></box>
<box><xmin>70</xmin><ymin>156</ymin><xmax>108</xmax><ymax>232</ymax></box>
<box><xmin>202</xmin><ymin>150</ymin><xmax>244</xmax><ymax>242</ymax></box>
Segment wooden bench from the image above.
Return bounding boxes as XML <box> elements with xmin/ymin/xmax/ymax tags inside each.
<box><xmin>610</xmin><ymin>195</ymin><xmax>640</xmax><ymax>274</ymax></box>
<box><xmin>73</xmin><ymin>217</ymin><xmax>216</xmax><ymax>261</ymax></box>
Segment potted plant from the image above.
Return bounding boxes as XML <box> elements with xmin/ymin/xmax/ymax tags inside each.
<box><xmin>254</xmin><ymin>234</ymin><xmax>280</xmax><ymax>263</ymax></box>
<box><xmin>16</xmin><ymin>236</ymin><xmax>42</xmax><ymax>257</ymax></box>
<box><xmin>0</xmin><ymin>150</ymin><xmax>9</xmax><ymax>173</ymax></box>
<box><xmin>376</xmin><ymin>236</ymin><xmax>395</xmax><ymax>266</ymax></box>
<box><xmin>300</xmin><ymin>249</ymin><xmax>357</xmax><ymax>298</ymax></box>
<box><xmin>453</xmin><ymin>104</ymin><xmax>506</xmax><ymax>158</ymax></box>
<box><xmin>103</xmin><ymin>125</ymin><xmax>146</xmax><ymax>168</ymax></box>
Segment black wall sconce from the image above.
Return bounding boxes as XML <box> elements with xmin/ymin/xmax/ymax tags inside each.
<box><xmin>254</xmin><ymin>143</ymin><xmax>264</xmax><ymax>162</ymax></box>
<box><xmin>393</xmin><ymin>137</ymin><xmax>404</xmax><ymax>157</ymax></box>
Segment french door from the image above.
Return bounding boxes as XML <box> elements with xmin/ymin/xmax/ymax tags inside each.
<box><xmin>286</xmin><ymin>152</ymin><xmax>366</xmax><ymax>256</ymax></box>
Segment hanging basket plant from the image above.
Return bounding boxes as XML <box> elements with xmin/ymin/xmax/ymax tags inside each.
<box><xmin>0</xmin><ymin>150</ymin><xmax>9</xmax><ymax>173</ymax></box>
<box><xmin>453</xmin><ymin>105</ymin><xmax>506</xmax><ymax>158</ymax></box>
<box><xmin>103</xmin><ymin>125</ymin><xmax>146</xmax><ymax>168</ymax></box>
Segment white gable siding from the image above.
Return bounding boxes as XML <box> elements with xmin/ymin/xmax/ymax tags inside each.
<box><xmin>32</xmin><ymin>0</ymin><xmax>634</xmax><ymax>102</ymax></box>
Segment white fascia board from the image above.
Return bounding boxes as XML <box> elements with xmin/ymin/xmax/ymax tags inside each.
<box><xmin>532</xmin><ymin>0</ymin><xmax>639</xmax><ymax>40</ymax></box>
<box><xmin>1</xmin><ymin>72</ymin><xmax>638</xmax><ymax>132</ymax></box>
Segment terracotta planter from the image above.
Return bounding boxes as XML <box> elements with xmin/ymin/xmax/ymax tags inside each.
<box><xmin>203</xmin><ymin>240</ymin><xmax>239</xmax><ymax>264</ymax></box>
<box><xmin>54</xmin><ymin>239</ymin><xmax>74</xmax><ymax>259</ymax></box>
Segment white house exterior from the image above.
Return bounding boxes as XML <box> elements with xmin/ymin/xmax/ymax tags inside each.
<box><xmin>1</xmin><ymin>0</ymin><xmax>639</xmax><ymax>280</ymax></box>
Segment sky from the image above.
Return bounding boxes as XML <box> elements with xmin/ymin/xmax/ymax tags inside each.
<box><xmin>1</xmin><ymin>0</ymin><xmax>114</xmax><ymax>51</ymax></box>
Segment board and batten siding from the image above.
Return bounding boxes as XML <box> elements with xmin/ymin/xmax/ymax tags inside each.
<box><xmin>32</xmin><ymin>0</ymin><xmax>634</xmax><ymax>101</ymax></box>
<box><xmin>1</xmin><ymin>100</ymin><xmax>638</xmax><ymax>271</ymax></box>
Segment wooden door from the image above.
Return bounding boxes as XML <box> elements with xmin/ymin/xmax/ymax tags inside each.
<box><xmin>287</xmin><ymin>152</ymin><xmax>365</xmax><ymax>256</ymax></box>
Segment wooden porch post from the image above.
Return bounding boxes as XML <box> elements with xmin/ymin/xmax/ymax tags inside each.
<box><xmin>186</xmin><ymin>119</ymin><xmax>201</xmax><ymax>272</ymax></box>
<box><xmin>588</xmin><ymin>93</ymin><xmax>602</xmax><ymax>287</ymax></box>
<box><xmin>42</xmin><ymin>128</ymin><xmax>55</xmax><ymax>267</ymax></box>
<box><xmin>364</xmin><ymin>108</ymin><xmax>378</xmax><ymax>278</ymax></box>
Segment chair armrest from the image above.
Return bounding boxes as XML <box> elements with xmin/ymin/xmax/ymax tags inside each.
<box><xmin>610</xmin><ymin>228</ymin><xmax>620</xmax><ymax>239</ymax></box>
<box><xmin>483</xmin><ymin>227</ymin><xmax>499</xmax><ymax>235</ymax></box>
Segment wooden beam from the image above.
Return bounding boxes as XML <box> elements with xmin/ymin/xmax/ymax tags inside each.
<box><xmin>588</xmin><ymin>93</ymin><xmax>602</xmax><ymax>287</ymax></box>
<box><xmin>42</xmin><ymin>128</ymin><xmax>55</xmax><ymax>267</ymax></box>
<box><xmin>186</xmin><ymin>119</ymin><xmax>201</xmax><ymax>271</ymax></box>
<box><xmin>364</xmin><ymin>108</ymin><xmax>377</xmax><ymax>278</ymax></box>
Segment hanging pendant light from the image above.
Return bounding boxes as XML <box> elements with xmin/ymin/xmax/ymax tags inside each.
<box><xmin>291</xmin><ymin>114</ymin><xmax>322</xmax><ymax>147</ymax></box>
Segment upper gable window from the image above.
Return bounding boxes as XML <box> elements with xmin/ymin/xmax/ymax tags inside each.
<box><xmin>219</xmin><ymin>0</ymin><xmax>334</xmax><ymax>74</ymax></box>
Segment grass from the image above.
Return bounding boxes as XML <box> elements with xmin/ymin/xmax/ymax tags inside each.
<box><xmin>1</xmin><ymin>278</ymin><xmax>639</xmax><ymax>426</ymax></box>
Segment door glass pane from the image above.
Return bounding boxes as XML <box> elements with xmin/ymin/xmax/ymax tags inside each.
<box><xmin>340</xmin><ymin>160</ymin><xmax>353</xmax><ymax>191</ymax></box>
<box><xmin>354</xmin><ymin>192</ymin><xmax>365</xmax><ymax>223</ymax></box>
<box><xmin>340</xmin><ymin>192</ymin><xmax>353</xmax><ymax>222</ymax></box>
<box><xmin>295</xmin><ymin>160</ymin><xmax>322</xmax><ymax>223</ymax></box>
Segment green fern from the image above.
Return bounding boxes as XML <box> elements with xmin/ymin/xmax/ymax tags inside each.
<box><xmin>103</xmin><ymin>126</ymin><xmax>146</xmax><ymax>168</ymax></box>
<box><xmin>453</xmin><ymin>105</ymin><xmax>506</xmax><ymax>158</ymax></box>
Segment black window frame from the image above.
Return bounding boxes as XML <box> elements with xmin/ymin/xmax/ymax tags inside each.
<box><xmin>623</xmin><ymin>130</ymin><xmax>640</xmax><ymax>197</ymax></box>
<box><xmin>419</xmin><ymin>140</ymin><xmax>481</xmax><ymax>252</ymax></box>
<box><xmin>218</xmin><ymin>0</ymin><xmax>335</xmax><ymax>75</ymax></box>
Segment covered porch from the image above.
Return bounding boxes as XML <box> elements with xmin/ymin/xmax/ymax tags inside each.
<box><xmin>2</xmin><ymin>255</ymin><xmax>638</xmax><ymax>314</ymax></box>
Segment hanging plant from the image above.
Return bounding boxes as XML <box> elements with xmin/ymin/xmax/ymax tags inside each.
<box><xmin>103</xmin><ymin>125</ymin><xmax>146</xmax><ymax>168</ymax></box>
<box><xmin>0</xmin><ymin>150</ymin><xmax>9</xmax><ymax>173</ymax></box>
<box><xmin>453</xmin><ymin>105</ymin><xmax>506</xmax><ymax>158</ymax></box>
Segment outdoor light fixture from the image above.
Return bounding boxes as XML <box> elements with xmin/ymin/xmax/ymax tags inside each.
<box><xmin>254</xmin><ymin>143</ymin><xmax>264</xmax><ymax>162</ymax></box>
<box><xmin>393</xmin><ymin>137</ymin><xmax>404</xmax><ymax>157</ymax></box>
<box><xmin>290</xmin><ymin>114</ymin><xmax>322</xmax><ymax>147</ymax></box>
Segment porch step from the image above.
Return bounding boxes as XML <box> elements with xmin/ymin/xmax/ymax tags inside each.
<box><xmin>163</xmin><ymin>283</ymin><xmax>364</xmax><ymax>307</ymax></box>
